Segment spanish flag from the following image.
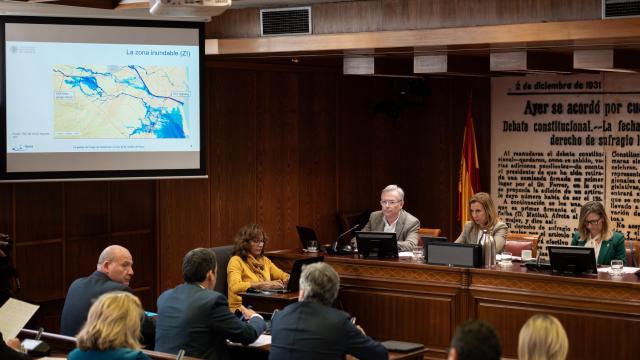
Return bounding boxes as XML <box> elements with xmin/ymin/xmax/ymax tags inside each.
<box><xmin>458</xmin><ymin>96</ymin><xmax>480</xmax><ymax>229</ymax></box>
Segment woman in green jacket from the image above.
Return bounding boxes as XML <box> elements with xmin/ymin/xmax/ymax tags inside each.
<box><xmin>571</xmin><ymin>201</ymin><xmax>626</xmax><ymax>266</ymax></box>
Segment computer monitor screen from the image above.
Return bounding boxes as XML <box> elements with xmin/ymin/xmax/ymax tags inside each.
<box><xmin>355</xmin><ymin>231</ymin><xmax>398</xmax><ymax>259</ymax></box>
<box><xmin>421</xmin><ymin>236</ymin><xmax>448</xmax><ymax>262</ymax></box>
<box><xmin>548</xmin><ymin>246</ymin><xmax>598</xmax><ymax>275</ymax></box>
<box><xmin>426</xmin><ymin>242</ymin><xmax>482</xmax><ymax>268</ymax></box>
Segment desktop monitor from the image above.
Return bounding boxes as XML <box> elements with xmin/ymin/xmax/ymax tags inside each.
<box><xmin>426</xmin><ymin>242</ymin><xmax>482</xmax><ymax>268</ymax></box>
<box><xmin>548</xmin><ymin>246</ymin><xmax>598</xmax><ymax>275</ymax></box>
<box><xmin>421</xmin><ymin>236</ymin><xmax>447</xmax><ymax>262</ymax></box>
<box><xmin>355</xmin><ymin>231</ymin><xmax>398</xmax><ymax>259</ymax></box>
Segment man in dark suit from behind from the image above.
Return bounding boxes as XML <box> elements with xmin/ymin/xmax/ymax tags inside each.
<box><xmin>269</xmin><ymin>262</ymin><xmax>388</xmax><ymax>360</ymax></box>
<box><xmin>448</xmin><ymin>319</ymin><xmax>501</xmax><ymax>360</ymax></box>
<box><xmin>155</xmin><ymin>247</ymin><xmax>265</xmax><ymax>360</ymax></box>
<box><xmin>60</xmin><ymin>245</ymin><xmax>155</xmax><ymax>348</ymax></box>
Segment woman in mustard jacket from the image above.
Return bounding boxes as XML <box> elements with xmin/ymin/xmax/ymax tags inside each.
<box><xmin>227</xmin><ymin>223</ymin><xmax>290</xmax><ymax>312</ymax></box>
<box><xmin>571</xmin><ymin>201</ymin><xmax>626</xmax><ymax>266</ymax></box>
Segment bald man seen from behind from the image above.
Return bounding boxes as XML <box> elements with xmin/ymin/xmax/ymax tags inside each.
<box><xmin>60</xmin><ymin>245</ymin><xmax>155</xmax><ymax>349</ymax></box>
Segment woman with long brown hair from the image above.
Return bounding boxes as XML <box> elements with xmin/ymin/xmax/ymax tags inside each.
<box><xmin>227</xmin><ymin>224</ymin><xmax>290</xmax><ymax>312</ymax></box>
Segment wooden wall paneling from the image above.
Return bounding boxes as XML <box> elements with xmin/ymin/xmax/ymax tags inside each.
<box><xmin>112</xmin><ymin>232</ymin><xmax>154</xmax><ymax>291</ymax></box>
<box><xmin>15</xmin><ymin>241</ymin><xmax>64</xmax><ymax>301</ymax></box>
<box><xmin>64</xmin><ymin>235</ymin><xmax>109</xmax><ymax>289</ymax></box>
<box><xmin>64</xmin><ymin>181</ymin><xmax>108</xmax><ymax>238</ymax></box>
<box><xmin>255</xmin><ymin>71</ymin><xmax>300</xmax><ymax>251</ymax></box>
<box><xmin>297</xmin><ymin>71</ymin><xmax>338</xmax><ymax>244</ymax></box>
<box><xmin>402</xmin><ymin>77</ymin><xmax>452</xmax><ymax>238</ymax></box>
<box><xmin>340</xmin><ymin>287</ymin><xmax>454</xmax><ymax>353</ymax></box>
<box><xmin>208</xmin><ymin>67</ymin><xmax>258</xmax><ymax>247</ymax></box>
<box><xmin>158</xmin><ymin>179</ymin><xmax>210</xmax><ymax>292</ymax></box>
<box><xmin>336</xmin><ymin>76</ymin><xmax>376</xmax><ymax>213</ymax></box>
<box><xmin>110</xmin><ymin>180</ymin><xmax>155</xmax><ymax>233</ymax></box>
<box><xmin>0</xmin><ymin>184</ymin><xmax>12</xmax><ymax>238</ymax></box>
<box><xmin>313</xmin><ymin>1</ymin><xmax>382</xmax><ymax>34</ymax></box>
<box><xmin>14</xmin><ymin>183</ymin><xmax>63</xmax><ymax>242</ymax></box>
<box><xmin>206</xmin><ymin>8</ymin><xmax>260</xmax><ymax>38</ymax></box>
<box><xmin>206</xmin><ymin>0</ymin><xmax>600</xmax><ymax>39</ymax></box>
<box><xmin>475</xmin><ymin>300</ymin><xmax>640</xmax><ymax>360</ymax></box>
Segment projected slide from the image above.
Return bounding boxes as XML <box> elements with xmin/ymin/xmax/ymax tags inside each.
<box><xmin>53</xmin><ymin>64</ymin><xmax>191</xmax><ymax>139</ymax></box>
<box><xmin>4</xmin><ymin>21</ymin><xmax>203</xmax><ymax>176</ymax></box>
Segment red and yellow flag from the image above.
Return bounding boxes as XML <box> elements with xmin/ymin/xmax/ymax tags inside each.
<box><xmin>458</xmin><ymin>97</ymin><xmax>480</xmax><ymax>229</ymax></box>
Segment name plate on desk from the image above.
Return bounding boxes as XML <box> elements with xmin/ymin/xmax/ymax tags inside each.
<box><xmin>426</xmin><ymin>242</ymin><xmax>482</xmax><ymax>268</ymax></box>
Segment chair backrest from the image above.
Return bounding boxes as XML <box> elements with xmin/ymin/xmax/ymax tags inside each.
<box><xmin>211</xmin><ymin>245</ymin><xmax>234</xmax><ymax>297</ymax></box>
<box><xmin>626</xmin><ymin>240</ymin><xmax>639</xmax><ymax>267</ymax></box>
<box><xmin>418</xmin><ymin>228</ymin><xmax>443</xmax><ymax>246</ymax></box>
<box><xmin>337</xmin><ymin>209</ymin><xmax>371</xmax><ymax>234</ymax></box>
<box><xmin>504</xmin><ymin>233</ymin><xmax>539</xmax><ymax>257</ymax></box>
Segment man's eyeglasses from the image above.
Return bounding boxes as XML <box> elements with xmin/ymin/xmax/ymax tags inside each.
<box><xmin>585</xmin><ymin>218</ymin><xmax>601</xmax><ymax>226</ymax></box>
<box><xmin>380</xmin><ymin>200</ymin><xmax>402</xmax><ymax>206</ymax></box>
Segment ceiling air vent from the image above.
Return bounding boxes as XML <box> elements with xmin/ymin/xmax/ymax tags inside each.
<box><xmin>260</xmin><ymin>6</ymin><xmax>311</xmax><ymax>36</ymax></box>
<box><xmin>603</xmin><ymin>0</ymin><xmax>640</xmax><ymax>18</ymax></box>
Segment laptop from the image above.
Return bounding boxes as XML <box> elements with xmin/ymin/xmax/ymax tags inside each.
<box><xmin>296</xmin><ymin>226</ymin><xmax>318</xmax><ymax>249</ymax></box>
<box><xmin>267</xmin><ymin>256</ymin><xmax>324</xmax><ymax>293</ymax></box>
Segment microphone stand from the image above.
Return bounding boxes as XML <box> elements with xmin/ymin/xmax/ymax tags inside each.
<box><xmin>331</xmin><ymin>224</ymin><xmax>360</xmax><ymax>253</ymax></box>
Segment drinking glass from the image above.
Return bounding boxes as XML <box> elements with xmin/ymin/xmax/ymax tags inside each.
<box><xmin>413</xmin><ymin>247</ymin><xmax>424</xmax><ymax>261</ymax></box>
<box><xmin>499</xmin><ymin>251</ymin><xmax>513</xmax><ymax>266</ymax></box>
<box><xmin>610</xmin><ymin>259</ymin><xmax>624</xmax><ymax>276</ymax></box>
<box><xmin>306</xmin><ymin>240</ymin><xmax>318</xmax><ymax>252</ymax></box>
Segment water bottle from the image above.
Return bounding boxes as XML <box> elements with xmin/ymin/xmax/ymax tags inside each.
<box><xmin>480</xmin><ymin>229</ymin><xmax>496</xmax><ymax>267</ymax></box>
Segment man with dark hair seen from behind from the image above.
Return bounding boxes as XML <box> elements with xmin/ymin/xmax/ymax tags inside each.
<box><xmin>269</xmin><ymin>262</ymin><xmax>388</xmax><ymax>360</ymax></box>
<box><xmin>155</xmin><ymin>248</ymin><xmax>265</xmax><ymax>360</ymax></box>
<box><xmin>60</xmin><ymin>245</ymin><xmax>155</xmax><ymax>348</ymax></box>
<box><xmin>448</xmin><ymin>319</ymin><xmax>501</xmax><ymax>360</ymax></box>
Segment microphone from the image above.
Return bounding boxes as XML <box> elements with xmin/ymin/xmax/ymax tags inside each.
<box><xmin>332</xmin><ymin>224</ymin><xmax>360</xmax><ymax>252</ymax></box>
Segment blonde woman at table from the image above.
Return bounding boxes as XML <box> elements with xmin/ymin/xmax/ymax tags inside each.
<box><xmin>68</xmin><ymin>291</ymin><xmax>150</xmax><ymax>360</ymax></box>
<box><xmin>227</xmin><ymin>223</ymin><xmax>290</xmax><ymax>312</ymax></box>
<box><xmin>571</xmin><ymin>201</ymin><xmax>626</xmax><ymax>266</ymax></box>
<box><xmin>454</xmin><ymin>192</ymin><xmax>508</xmax><ymax>253</ymax></box>
<box><xmin>518</xmin><ymin>314</ymin><xmax>568</xmax><ymax>360</ymax></box>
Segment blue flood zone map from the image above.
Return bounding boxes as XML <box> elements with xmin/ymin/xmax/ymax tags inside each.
<box><xmin>53</xmin><ymin>65</ymin><xmax>189</xmax><ymax>139</ymax></box>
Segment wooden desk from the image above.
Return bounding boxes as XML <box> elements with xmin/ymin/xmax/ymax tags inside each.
<box><xmin>266</xmin><ymin>249</ymin><xmax>640</xmax><ymax>360</ymax></box>
<box><xmin>240</xmin><ymin>290</ymin><xmax>298</xmax><ymax>313</ymax></box>
<box><xmin>228</xmin><ymin>340</ymin><xmax>427</xmax><ymax>360</ymax></box>
<box><xmin>19</xmin><ymin>329</ymin><xmax>202</xmax><ymax>360</ymax></box>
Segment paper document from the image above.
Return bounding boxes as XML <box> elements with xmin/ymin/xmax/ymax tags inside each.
<box><xmin>0</xmin><ymin>297</ymin><xmax>39</xmax><ymax>339</ymax></box>
<box><xmin>228</xmin><ymin>334</ymin><xmax>271</xmax><ymax>347</ymax></box>
<box><xmin>399</xmin><ymin>251</ymin><xmax>414</xmax><ymax>258</ymax></box>
<box><xmin>597</xmin><ymin>266</ymin><xmax>639</xmax><ymax>274</ymax></box>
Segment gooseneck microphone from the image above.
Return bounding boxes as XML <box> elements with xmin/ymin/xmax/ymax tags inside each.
<box><xmin>332</xmin><ymin>224</ymin><xmax>360</xmax><ymax>252</ymax></box>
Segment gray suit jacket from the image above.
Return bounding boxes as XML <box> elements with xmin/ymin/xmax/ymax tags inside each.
<box><xmin>454</xmin><ymin>221</ymin><xmax>508</xmax><ymax>253</ymax></box>
<box><xmin>362</xmin><ymin>209</ymin><xmax>420</xmax><ymax>251</ymax></box>
<box><xmin>155</xmin><ymin>283</ymin><xmax>265</xmax><ymax>360</ymax></box>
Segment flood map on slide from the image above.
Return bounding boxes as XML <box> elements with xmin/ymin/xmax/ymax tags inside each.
<box><xmin>53</xmin><ymin>65</ymin><xmax>191</xmax><ymax>139</ymax></box>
